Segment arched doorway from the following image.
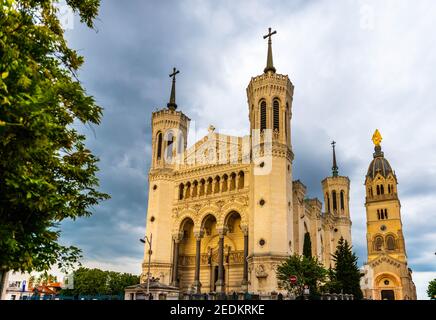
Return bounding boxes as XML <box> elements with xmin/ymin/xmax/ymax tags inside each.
<box><xmin>201</xmin><ymin>214</ymin><xmax>219</xmax><ymax>292</ymax></box>
<box><xmin>223</xmin><ymin>211</ymin><xmax>244</xmax><ymax>293</ymax></box>
<box><xmin>374</xmin><ymin>273</ymin><xmax>401</xmax><ymax>300</ymax></box>
<box><xmin>178</xmin><ymin>217</ymin><xmax>195</xmax><ymax>292</ymax></box>
<box><xmin>381</xmin><ymin>290</ymin><xmax>395</xmax><ymax>300</ymax></box>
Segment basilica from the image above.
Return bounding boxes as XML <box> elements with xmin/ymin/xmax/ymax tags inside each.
<box><xmin>140</xmin><ymin>29</ymin><xmax>415</xmax><ymax>299</ymax></box>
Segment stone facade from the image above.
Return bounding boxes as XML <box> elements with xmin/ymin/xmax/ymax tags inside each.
<box><xmin>142</xmin><ymin>30</ymin><xmax>352</xmax><ymax>294</ymax></box>
<box><xmin>360</xmin><ymin>130</ymin><xmax>417</xmax><ymax>300</ymax></box>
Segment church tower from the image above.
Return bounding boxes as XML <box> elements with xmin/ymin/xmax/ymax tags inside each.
<box><xmin>362</xmin><ymin>129</ymin><xmax>416</xmax><ymax>300</ymax></box>
<box><xmin>143</xmin><ymin>68</ymin><xmax>190</xmax><ymax>285</ymax></box>
<box><xmin>246</xmin><ymin>28</ymin><xmax>294</xmax><ymax>293</ymax></box>
<box><xmin>321</xmin><ymin>141</ymin><xmax>352</xmax><ymax>247</ymax></box>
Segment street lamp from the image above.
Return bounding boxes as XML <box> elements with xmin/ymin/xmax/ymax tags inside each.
<box><xmin>140</xmin><ymin>234</ymin><xmax>152</xmax><ymax>299</ymax></box>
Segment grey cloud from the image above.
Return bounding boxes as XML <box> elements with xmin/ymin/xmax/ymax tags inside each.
<box><xmin>57</xmin><ymin>1</ymin><xmax>435</xmax><ymax>297</ymax></box>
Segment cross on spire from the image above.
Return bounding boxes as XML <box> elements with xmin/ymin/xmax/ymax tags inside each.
<box><xmin>263</xmin><ymin>27</ymin><xmax>277</xmax><ymax>73</ymax></box>
<box><xmin>331</xmin><ymin>141</ymin><xmax>339</xmax><ymax>177</ymax></box>
<box><xmin>167</xmin><ymin>67</ymin><xmax>180</xmax><ymax>111</ymax></box>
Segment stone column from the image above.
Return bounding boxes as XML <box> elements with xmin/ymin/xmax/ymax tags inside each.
<box><xmin>241</xmin><ymin>226</ymin><xmax>249</xmax><ymax>292</ymax></box>
<box><xmin>215</xmin><ymin>228</ymin><xmax>226</xmax><ymax>293</ymax></box>
<box><xmin>171</xmin><ymin>234</ymin><xmax>181</xmax><ymax>287</ymax></box>
<box><xmin>193</xmin><ymin>231</ymin><xmax>203</xmax><ymax>294</ymax></box>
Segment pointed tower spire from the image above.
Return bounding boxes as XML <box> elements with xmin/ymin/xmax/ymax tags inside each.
<box><xmin>263</xmin><ymin>27</ymin><xmax>277</xmax><ymax>73</ymax></box>
<box><xmin>331</xmin><ymin>141</ymin><xmax>338</xmax><ymax>177</ymax></box>
<box><xmin>167</xmin><ymin>67</ymin><xmax>180</xmax><ymax>111</ymax></box>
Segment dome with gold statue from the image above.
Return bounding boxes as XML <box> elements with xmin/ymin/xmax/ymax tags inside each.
<box><xmin>366</xmin><ymin>129</ymin><xmax>394</xmax><ymax>179</ymax></box>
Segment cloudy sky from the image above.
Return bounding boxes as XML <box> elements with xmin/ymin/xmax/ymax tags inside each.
<box><xmin>59</xmin><ymin>0</ymin><xmax>436</xmax><ymax>299</ymax></box>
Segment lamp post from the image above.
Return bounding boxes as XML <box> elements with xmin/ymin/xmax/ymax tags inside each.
<box><xmin>140</xmin><ymin>234</ymin><xmax>153</xmax><ymax>299</ymax></box>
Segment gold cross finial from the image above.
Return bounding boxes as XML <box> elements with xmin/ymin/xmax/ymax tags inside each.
<box><xmin>372</xmin><ymin>129</ymin><xmax>382</xmax><ymax>146</ymax></box>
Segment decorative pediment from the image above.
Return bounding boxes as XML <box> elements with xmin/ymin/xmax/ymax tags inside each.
<box><xmin>370</xmin><ymin>254</ymin><xmax>402</xmax><ymax>268</ymax></box>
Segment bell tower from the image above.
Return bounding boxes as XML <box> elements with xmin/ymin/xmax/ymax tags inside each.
<box><xmin>247</xmin><ymin>28</ymin><xmax>294</xmax><ymax>293</ymax></box>
<box><xmin>143</xmin><ymin>68</ymin><xmax>190</xmax><ymax>285</ymax></box>
<box><xmin>321</xmin><ymin>141</ymin><xmax>352</xmax><ymax>245</ymax></box>
<box><xmin>365</xmin><ymin>129</ymin><xmax>405</xmax><ymax>263</ymax></box>
<box><xmin>362</xmin><ymin>129</ymin><xmax>416</xmax><ymax>300</ymax></box>
<box><xmin>151</xmin><ymin>68</ymin><xmax>190</xmax><ymax>170</ymax></box>
<box><xmin>247</xmin><ymin>28</ymin><xmax>293</xmax><ymax>147</ymax></box>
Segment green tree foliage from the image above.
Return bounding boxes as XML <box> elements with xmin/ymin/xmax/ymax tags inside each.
<box><xmin>330</xmin><ymin>237</ymin><xmax>363</xmax><ymax>299</ymax></box>
<box><xmin>0</xmin><ymin>0</ymin><xmax>109</xmax><ymax>277</ymax></box>
<box><xmin>303</xmin><ymin>232</ymin><xmax>312</xmax><ymax>258</ymax></box>
<box><xmin>60</xmin><ymin>267</ymin><xmax>139</xmax><ymax>296</ymax></box>
<box><xmin>427</xmin><ymin>278</ymin><xmax>436</xmax><ymax>299</ymax></box>
<box><xmin>277</xmin><ymin>254</ymin><xmax>327</xmax><ymax>297</ymax></box>
<box><xmin>35</xmin><ymin>271</ymin><xmax>58</xmax><ymax>286</ymax></box>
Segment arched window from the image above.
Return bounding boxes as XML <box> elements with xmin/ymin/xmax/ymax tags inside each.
<box><xmin>340</xmin><ymin>190</ymin><xmax>345</xmax><ymax>210</ymax></box>
<box><xmin>192</xmin><ymin>181</ymin><xmax>198</xmax><ymax>197</ymax></box>
<box><xmin>384</xmin><ymin>209</ymin><xmax>388</xmax><ymax>219</ymax></box>
<box><xmin>386</xmin><ymin>235</ymin><xmax>395</xmax><ymax>250</ymax></box>
<box><xmin>376</xmin><ymin>185</ymin><xmax>380</xmax><ymax>195</ymax></box>
<box><xmin>230</xmin><ymin>172</ymin><xmax>236</xmax><ymax>191</ymax></box>
<box><xmin>326</xmin><ymin>193</ymin><xmax>330</xmax><ymax>213</ymax></box>
<box><xmin>156</xmin><ymin>132</ymin><xmax>163</xmax><ymax>159</ymax></box>
<box><xmin>377</xmin><ymin>209</ymin><xmax>380</xmax><ymax>220</ymax></box>
<box><xmin>273</xmin><ymin>99</ymin><xmax>280</xmax><ymax>131</ymax></box>
<box><xmin>222</xmin><ymin>174</ymin><xmax>228</xmax><ymax>192</ymax></box>
<box><xmin>185</xmin><ymin>182</ymin><xmax>191</xmax><ymax>199</ymax></box>
<box><xmin>166</xmin><ymin>131</ymin><xmax>174</xmax><ymax>160</ymax></box>
<box><xmin>380</xmin><ymin>185</ymin><xmax>384</xmax><ymax>195</ymax></box>
<box><xmin>199</xmin><ymin>179</ymin><xmax>205</xmax><ymax>196</ymax></box>
<box><xmin>285</xmin><ymin>102</ymin><xmax>289</xmax><ymax>140</ymax></box>
<box><xmin>238</xmin><ymin>171</ymin><xmax>245</xmax><ymax>189</ymax></box>
<box><xmin>260</xmin><ymin>100</ymin><xmax>267</xmax><ymax>131</ymax></box>
<box><xmin>214</xmin><ymin>176</ymin><xmax>220</xmax><ymax>193</ymax></box>
<box><xmin>206</xmin><ymin>177</ymin><xmax>213</xmax><ymax>195</ymax></box>
<box><xmin>374</xmin><ymin>236</ymin><xmax>383</xmax><ymax>251</ymax></box>
<box><xmin>176</xmin><ymin>131</ymin><xmax>184</xmax><ymax>155</ymax></box>
<box><xmin>332</xmin><ymin>190</ymin><xmax>337</xmax><ymax>211</ymax></box>
<box><xmin>388</xmin><ymin>184</ymin><xmax>391</xmax><ymax>194</ymax></box>
<box><xmin>179</xmin><ymin>183</ymin><xmax>184</xmax><ymax>200</ymax></box>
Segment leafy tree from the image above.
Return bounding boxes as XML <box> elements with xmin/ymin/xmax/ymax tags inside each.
<box><xmin>277</xmin><ymin>254</ymin><xmax>327</xmax><ymax>297</ymax></box>
<box><xmin>35</xmin><ymin>271</ymin><xmax>58</xmax><ymax>286</ymax></box>
<box><xmin>330</xmin><ymin>237</ymin><xmax>363</xmax><ymax>299</ymax></box>
<box><xmin>107</xmin><ymin>271</ymin><xmax>140</xmax><ymax>295</ymax></box>
<box><xmin>320</xmin><ymin>265</ymin><xmax>338</xmax><ymax>294</ymax></box>
<box><xmin>60</xmin><ymin>267</ymin><xmax>139</xmax><ymax>296</ymax></box>
<box><xmin>427</xmin><ymin>278</ymin><xmax>436</xmax><ymax>300</ymax></box>
<box><xmin>303</xmin><ymin>232</ymin><xmax>312</xmax><ymax>258</ymax></box>
<box><xmin>0</xmin><ymin>0</ymin><xmax>109</xmax><ymax>293</ymax></box>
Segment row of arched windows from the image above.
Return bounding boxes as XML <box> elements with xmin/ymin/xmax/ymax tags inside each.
<box><xmin>178</xmin><ymin>171</ymin><xmax>245</xmax><ymax>200</ymax></box>
<box><xmin>374</xmin><ymin>235</ymin><xmax>396</xmax><ymax>251</ymax></box>
<box><xmin>377</xmin><ymin>209</ymin><xmax>388</xmax><ymax>220</ymax></box>
<box><xmin>326</xmin><ymin>190</ymin><xmax>345</xmax><ymax>212</ymax></box>
<box><xmin>259</xmin><ymin>99</ymin><xmax>284</xmax><ymax>133</ymax></box>
<box><xmin>368</xmin><ymin>184</ymin><xmax>395</xmax><ymax>197</ymax></box>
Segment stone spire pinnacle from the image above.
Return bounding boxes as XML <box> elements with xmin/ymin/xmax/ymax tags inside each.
<box><xmin>263</xmin><ymin>27</ymin><xmax>277</xmax><ymax>73</ymax></box>
<box><xmin>331</xmin><ymin>141</ymin><xmax>338</xmax><ymax>177</ymax></box>
<box><xmin>167</xmin><ymin>67</ymin><xmax>180</xmax><ymax>111</ymax></box>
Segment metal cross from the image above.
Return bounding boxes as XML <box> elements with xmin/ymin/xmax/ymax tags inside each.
<box><xmin>263</xmin><ymin>27</ymin><xmax>277</xmax><ymax>40</ymax></box>
<box><xmin>169</xmin><ymin>67</ymin><xmax>180</xmax><ymax>80</ymax></box>
<box><xmin>331</xmin><ymin>141</ymin><xmax>336</xmax><ymax>148</ymax></box>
